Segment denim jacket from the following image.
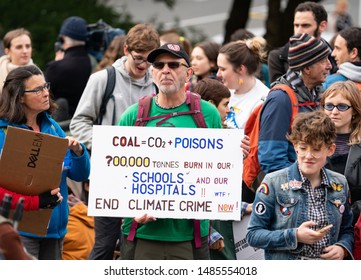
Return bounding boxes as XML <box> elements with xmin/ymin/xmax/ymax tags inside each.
<box><xmin>246</xmin><ymin>161</ymin><xmax>354</xmax><ymax>260</ymax></box>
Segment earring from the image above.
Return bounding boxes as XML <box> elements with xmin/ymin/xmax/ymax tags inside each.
<box><xmin>238</xmin><ymin>78</ymin><xmax>244</xmax><ymax>85</ymax></box>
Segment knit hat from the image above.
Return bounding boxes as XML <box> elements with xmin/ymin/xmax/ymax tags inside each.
<box><xmin>60</xmin><ymin>16</ymin><xmax>87</xmax><ymax>41</ymax></box>
<box><xmin>147</xmin><ymin>43</ymin><xmax>191</xmax><ymax>66</ymax></box>
<box><xmin>288</xmin><ymin>33</ymin><xmax>331</xmax><ymax>71</ymax></box>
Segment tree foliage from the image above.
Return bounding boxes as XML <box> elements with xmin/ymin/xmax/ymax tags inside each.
<box><xmin>0</xmin><ymin>0</ymin><xmax>136</xmax><ymax>69</ymax></box>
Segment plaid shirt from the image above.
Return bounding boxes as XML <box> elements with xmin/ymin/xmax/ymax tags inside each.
<box><xmin>298</xmin><ymin>167</ymin><xmax>331</xmax><ymax>258</ymax></box>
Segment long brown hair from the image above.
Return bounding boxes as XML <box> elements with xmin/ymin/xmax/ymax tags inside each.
<box><xmin>0</xmin><ymin>65</ymin><xmax>57</xmax><ymax>124</ymax></box>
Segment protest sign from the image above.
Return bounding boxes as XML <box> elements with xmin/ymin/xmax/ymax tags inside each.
<box><xmin>88</xmin><ymin>125</ymin><xmax>243</xmax><ymax>220</ymax></box>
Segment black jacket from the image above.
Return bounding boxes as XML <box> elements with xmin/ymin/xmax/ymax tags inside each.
<box><xmin>45</xmin><ymin>46</ymin><xmax>92</xmax><ymax>117</ymax></box>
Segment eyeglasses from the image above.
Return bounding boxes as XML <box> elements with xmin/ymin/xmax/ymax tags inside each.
<box><xmin>323</xmin><ymin>103</ymin><xmax>352</xmax><ymax>112</ymax></box>
<box><xmin>152</xmin><ymin>61</ymin><xmax>189</xmax><ymax>70</ymax></box>
<box><xmin>129</xmin><ymin>52</ymin><xmax>149</xmax><ymax>65</ymax></box>
<box><xmin>296</xmin><ymin>145</ymin><xmax>325</xmax><ymax>159</ymax></box>
<box><xmin>24</xmin><ymin>82</ymin><xmax>50</xmax><ymax>96</ymax></box>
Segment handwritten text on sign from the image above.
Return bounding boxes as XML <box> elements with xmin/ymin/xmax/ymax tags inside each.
<box><xmin>88</xmin><ymin>126</ymin><xmax>243</xmax><ymax>220</ymax></box>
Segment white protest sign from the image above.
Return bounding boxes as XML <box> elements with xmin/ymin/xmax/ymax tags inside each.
<box><xmin>88</xmin><ymin>125</ymin><xmax>243</xmax><ymax>220</ymax></box>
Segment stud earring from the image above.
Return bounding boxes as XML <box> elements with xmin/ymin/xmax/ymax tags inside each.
<box><xmin>238</xmin><ymin>78</ymin><xmax>244</xmax><ymax>85</ymax></box>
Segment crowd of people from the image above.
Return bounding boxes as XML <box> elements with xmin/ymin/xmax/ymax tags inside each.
<box><xmin>0</xmin><ymin>1</ymin><xmax>360</xmax><ymax>260</ymax></box>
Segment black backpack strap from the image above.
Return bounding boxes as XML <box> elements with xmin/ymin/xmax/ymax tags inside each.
<box><xmin>97</xmin><ymin>66</ymin><xmax>116</xmax><ymax>125</ymax></box>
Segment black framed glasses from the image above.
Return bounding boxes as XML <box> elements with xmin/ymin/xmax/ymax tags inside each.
<box><xmin>152</xmin><ymin>61</ymin><xmax>189</xmax><ymax>70</ymax></box>
<box><xmin>129</xmin><ymin>52</ymin><xmax>149</xmax><ymax>65</ymax></box>
<box><xmin>323</xmin><ymin>103</ymin><xmax>352</xmax><ymax>112</ymax></box>
<box><xmin>24</xmin><ymin>82</ymin><xmax>50</xmax><ymax>96</ymax></box>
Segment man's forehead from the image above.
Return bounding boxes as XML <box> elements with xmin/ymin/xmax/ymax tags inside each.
<box><xmin>294</xmin><ymin>11</ymin><xmax>316</xmax><ymax>24</ymax></box>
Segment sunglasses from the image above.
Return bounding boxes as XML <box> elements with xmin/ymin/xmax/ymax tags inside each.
<box><xmin>152</xmin><ymin>61</ymin><xmax>189</xmax><ymax>70</ymax></box>
<box><xmin>323</xmin><ymin>103</ymin><xmax>352</xmax><ymax>112</ymax></box>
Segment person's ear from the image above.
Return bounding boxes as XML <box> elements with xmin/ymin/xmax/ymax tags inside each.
<box><xmin>350</xmin><ymin>47</ymin><xmax>359</xmax><ymax>61</ymax></box>
<box><xmin>327</xmin><ymin>143</ymin><xmax>336</xmax><ymax>157</ymax></box>
<box><xmin>123</xmin><ymin>44</ymin><xmax>129</xmax><ymax>56</ymax></box>
<box><xmin>186</xmin><ymin>66</ymin><xmax>193</xmax><ymax>79</ymax></box>
<box><xmin>4</xmin><ymin>48</ymin><xmax>9</xmax><ymax>55</ymax></box>
<box><xmin>318</xmin><ymin>20</ymin><xmax>327</xmax><ymax>35</ymax></box>
<box><xmin>208</xmin><ymin>100</ymin><xmax>216</xmax><ymax>105</ymax></box>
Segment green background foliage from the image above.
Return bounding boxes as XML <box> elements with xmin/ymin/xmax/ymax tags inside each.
<box><xmin>0</xmin><ymin>0</ymin><xmax>136</xmax><ymax>70</ymax></box>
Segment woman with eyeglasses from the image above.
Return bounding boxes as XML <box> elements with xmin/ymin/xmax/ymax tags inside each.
<box><xmin>0</xmin><ymin>65</ymin><xmax>90</xmax><ymax>259</ymax></box>
<box><xmin>321</xmin><ymin>80</ymin><xmax>361</xmax><ymax>225</ymax></box>
<box><xmin>0</xmin><ymin>28</ymin><xmax>34</xmax><ymax>94</ymax></box>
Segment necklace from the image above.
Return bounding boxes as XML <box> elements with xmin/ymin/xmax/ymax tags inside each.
<box><xmin>154</xmin><ymin>95</ymin><xmax>186</xmax><ymax>109</ymax></box>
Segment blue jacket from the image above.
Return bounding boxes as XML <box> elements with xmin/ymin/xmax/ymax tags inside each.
<box><xmin>0</xmin><ymin>112</ymin><xmax>90</xmax><ymax>239</ymax></box>
<box><xmin>246</xmin><ymin>162</ymin><xmax>354</xmax><ymax>260</ymax></box>
<box><xmin>258</xmin><ymin>73</ymin><xmax>323</xmax><ymax>174</ymax></box>
<box><xmin>323</xmin><ymin>73</ymin><xmax>347</xmax><ymax>90</ymax></box>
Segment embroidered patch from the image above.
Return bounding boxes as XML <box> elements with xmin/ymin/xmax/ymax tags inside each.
<box><xmin>333</xmin><ymin>199</ymin><xmax>342</xmax><ymax>208</ymax></box>
<box><xmin>280</xmin><ymin>183</ymin><xmax>289</xmax><ymax>191</ymax></box>
<box><xmin>289</xmin><ymin>179</ymin><xmax>302</xmax><ymax>189</ymax></box>
<box><xmin>255</xmin><ymin>202</ymin><xmax>266</xmax><ymax>215</ymax></box>
<box><xmin>331</xmin><ymin>182</ymin><xmax>343</xmax><ymax>192</ymax></box>
<box><xmin>258</xmin><ymin>183</ymin><xmax>269</xmax><ymax>195</ymax></box>
<box><xmin>280</xmin><ymin>206</ymin><xmax>291</xmax><ymax>216</ymax></box>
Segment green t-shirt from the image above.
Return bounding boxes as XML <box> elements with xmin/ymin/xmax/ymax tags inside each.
<box><xmin>118</xmin><ymin>96</ymin><xmax>222</xmax><ymax>241</ymax></box>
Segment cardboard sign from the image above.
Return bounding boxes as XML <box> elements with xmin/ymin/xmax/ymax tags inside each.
<box><xmin>0</xmin><ymin>126</ymin><xmax>68</xmax><ymax>195</ymax></box>
<box><xmin>88</xmin><ymin>125</ymin><xmax>243</xmax><ymax>220</ymax></box>
<box><xmin>233</xmin><ymin>215</ymin><xmax>265</xmax><ymax>259</ymax></box>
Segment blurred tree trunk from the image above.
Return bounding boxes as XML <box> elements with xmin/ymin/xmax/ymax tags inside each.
<box><xmin>223</xmin><ymin>0</ymin><xmax>252</xmax><ymax>45</ymax></box>
<box><xmin>264</xmin><ymin>0</ymin><xmax>308</xmax><ymax>50</ymax></box>
<box><xmin>223</xmin><ymin>0</ymin><xmax>321</xmax><ymax>49</ymax></box>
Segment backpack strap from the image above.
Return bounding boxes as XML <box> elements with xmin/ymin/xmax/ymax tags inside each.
<box><xmin>186</xmin><ymin>91</ymin><xmax>207</xmax><ymax>128</ymax></box>
<box><xmin>135</xmin><ymin>91</ymin><xmax>207</xmax><ymax>127</ymax></box>
<box><xmin>127</xmin><ymin>219</ymin><xmax>139</xmax><ymax>241</ymax></box>
<box><xmin>135</xmin><ymin>94</ymin><xmax>156</xmax><ymax>126</ymax></box>
<box><xmin>97</xmin><ymin>66</ymin><xmax>116</xmax><ymax>125</ymax></box>
<box><xmin>193</xmin><ymin>219</ymin><xmax>202</xmax><ymax>248</ymax></box>
<box><xmin>270</xmin><ymin>84</ymin><xmax>299</xmax><ymax>130</ymax></box>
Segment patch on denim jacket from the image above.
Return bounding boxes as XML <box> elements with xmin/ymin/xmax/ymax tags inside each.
<box><xmin>255</xmin><ymin>202</ymin><xmax>266</xmax><ymax>215</ymax></box>
<box><xmin>280</xmin><ymin>206</ymin><xmax>291</xmax><ymax>216</ymax></box>
<box><xmin>289</xmin><ymin>179</ymin><xmax>302</xmax><ymax>189</ymax></box>
<box><xmin>331</xmin><ymin>199</ymin><xmax>345</xmax><ymax>213</ymax></box>
<box><xmin>331</xmin><ymin>182</ymin><xmax>343</xmax><ymax>192</ymax></box>
<box><xmin>258</xmin><ymin>183</ymin><xmax>269</xmax><ymax>195</ymax></box>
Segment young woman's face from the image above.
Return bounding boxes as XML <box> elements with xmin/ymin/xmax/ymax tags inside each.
<box><xmin>6</xmin><ymin>34</ymin><xmax>32</xmax><ymax>66</ymax></box>
<box><xmin>191</xmin><ymin>46</ymin><xmax>213</xmax><ymax>78</ymax></box>
<box><xmin>216</xmin><ymin>53</ymin><xmax>239</xmax><ymax>90</ymax></box>
<box><xmin>295</xmin><ymin>142</ymin><xmax>335</xmax><ymax>180</ymax></box>
<box><xmin>323</xmin><ymin>94</ymin><xmax>353</xmax><ymax>134</ymax></box>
